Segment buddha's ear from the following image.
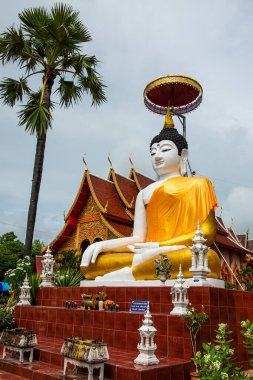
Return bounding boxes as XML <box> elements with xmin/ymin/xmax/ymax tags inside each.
<box><xmin>180</xmin><ymin>149</ymin><xmax>188</xmax><ymax>176</ymax></box>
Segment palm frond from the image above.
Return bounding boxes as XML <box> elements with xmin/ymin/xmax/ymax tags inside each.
<box><xmin>18</xmin><ymin>91</ymin><xmax>54</xmax><ymax>137</ymax></box>
<box><xmin>18</xmin><ymin>7</ymin><xmax>50</xmax><ymax>40</ymax></box>
<box><xmin>19</xmin><ymin>5</ymin><xmax>91</xmax><ymax>63</ymax></box>
<box><xmin>21</xmin><ymin>56</ymin><xmax>39</xmax><ymax>74</ymax></box>
<box><xmin>0</xmin><ymin>77</ymin><xmax>30</xmax><ymax>106</ymax></box>
<box><xmin>55</xmin><ymin>78</ymin><xmax>82</xmax><ymax>108</ymax></box>
<box><xmin>0</xmin><ymin>26</ymin><xmax>44</xmax><ymax>69</ymax></box>
<box><xmin>60</xmin><ymin>54</ymin><xmax>98</xmax><ymax>75</ymax></box>
<box><xmin>0</xmin><ymin>27</ymin><xmax>25</xmax><ymax>64</ymax></box>
<box><xmin>49</xmin><ymin>4</ymin><xmax>91</xmax><ymax>44</ymax></box>
<box><xmin>78</xmin><ymin>69</ymin><xmax>107</xmax><ymax>106</ymax></box>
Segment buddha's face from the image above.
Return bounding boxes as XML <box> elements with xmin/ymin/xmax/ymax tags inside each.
<box><xmin>150</xmin><ymin>140</ymin><xmax>181</xmax><ymax>176</ymax></box>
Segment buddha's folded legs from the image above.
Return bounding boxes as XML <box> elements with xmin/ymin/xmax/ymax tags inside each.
<box><xmin>80</xmin><ymin>248</ymin><xmax>220</xmax><ymax>280</ymax></box>
<box><xmin>132</xmin><ymin>248</ymin><xmax>220</xmax><ymax>280</ymax></box>
<box><xmin>81</xmin><ymin>252</ymin><xmax>134</xmax><ymax>280</ymax></box>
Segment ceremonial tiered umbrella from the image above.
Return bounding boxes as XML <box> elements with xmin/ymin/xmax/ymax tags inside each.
<box><xmin>143</xmin><ymin>74</ymin><xmax>203</xmax><ymax>117</ymax></box>
<box><xmin>144</xmin><ymin>75</ymin><xmax>203</xmax><ymax>175</ymax></box>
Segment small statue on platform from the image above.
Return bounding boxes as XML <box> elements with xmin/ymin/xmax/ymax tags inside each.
<box><xmin>80</xmin><ymin>106</ymin><xmax>220</xmax><ymax>281</ymax></box>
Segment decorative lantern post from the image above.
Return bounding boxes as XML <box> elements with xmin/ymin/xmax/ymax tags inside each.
<box><xmin>189</xmin><ymin>221</ymin><xmax>211</xmax><ymax>286</ymax></box>
<box><xmin>17</xmin><ymin>274</ymin><xmax>31</xmax><ymax>305</ymax></box>
<box><xmin>170</xmin><ymin>265</ymin><xmax>190</xmax><ymax>316</ymax></box>
<box><xmin>40</xmin><ymin>245</ymin><xmax>55</xmax><ymax>287</ymax></box>
<box><xmin>134</xmin><ymin>304</ymin><xmax>159</xmax><ymax>365</ymax></box>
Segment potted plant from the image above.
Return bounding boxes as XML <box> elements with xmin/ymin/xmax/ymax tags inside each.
<box><xmin>193</xmin><ymin>323</ymin><xmax>245</xmax><ymax>380</ymax></box>
<box><xmin>181</xmin><ymin>305</ymin><xmax>208</xmax><ymax>379</ymax></box>
<box><xmin>154</xmin><ymin>255</ymin><xmax>172</xmax><ymax>285</ymax></box>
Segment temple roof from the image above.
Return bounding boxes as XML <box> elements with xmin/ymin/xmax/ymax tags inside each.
<box><xmin>51</xmin><ymin>169</ymin><xmax>129</xmax><ymax>251</ymax></box>
<box><xmin>129</xmin><ymin>167</ymin><xmax>154</xmax><ymax>190</ymax></box>
<box><xmin>215</xmin><ymin>217</ymin><xmax>250</xmax><ymax>254</ymax></box>
<box><xmin>49</xmin><ymin>166</ymin><xmax>251</xmax><ymax>256</ymax></box>
<box><xmin>108</xmin><ymin>168</ymin><xmax>138</xmax><ymax>213</ymax></box>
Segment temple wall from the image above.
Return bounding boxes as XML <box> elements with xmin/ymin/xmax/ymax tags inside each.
<box><xmin>58</xmin><ymin>230</ymin><xmax>77</xmax><ymax>252</ymax></box>
<box><xmin>78</xmin><ymin>196</ymin><xmax>100</xmax><ymax>219</ymax></box>
<box><xmin>79</xmin><ymin>219</ymin><xmax>107</xmax><ymax>245</ymax></box>
<box><xmin>220</xmin><ymin>248</ymin><xmax>242</xmax><ymax>284</ymax></box>
<box><xmin>56</xmin><ymin>195</ymin><xmax>110</xmax><ymax>253</ymax></box>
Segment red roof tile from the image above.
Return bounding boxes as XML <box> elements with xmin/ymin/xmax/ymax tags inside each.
<box><xmin>89</xmin><ymin>174</ymin><xmax>132</xmax><ymax>222</ymax></box>
<box><xmin>104</xmin><ymin>217</ymin><xmax>133</xmax><ymax>237</ymax></box>
<box><xmin>113</xmin><ymin>172</ymin><xmax>138</xmax><ymax>208</ymax></box>
<box><xmin>237</xmin><ymin>234</ymin><xmax>247</xmax><ymax>247</ymax></box>
<box><xmin>135</xmin><ymin>172</ymin><xmax>154</xmax><ymax>189</ymax></box>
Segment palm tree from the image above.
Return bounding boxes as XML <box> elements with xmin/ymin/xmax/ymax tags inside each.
<box><xmin>0</xmin><ymin>4</ymin><xmax>106</xmax><ymax>257</ymax></box>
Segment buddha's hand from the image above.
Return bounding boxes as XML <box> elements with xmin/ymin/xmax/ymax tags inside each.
<box><xmin>128</xmin><ymin>242</ymin><xmax>159</xmax><ymax>254</ymax></box>
<box><xmin>128</xmin><ymin>244</ymin><xmax>186</xmax><ymax>256</ymax></box>
<box><xmin>132</xmin><ymin>242</ymin><xmax>159</xmax><ymax>250</ymax></box>
<box><xmin>130</xmin><ymin>244</ymin><xmax>187</xmax><ymax>265</ymax></box>
<box><xmin>81</xmin><ymin>242</ymin><xmax>104</xmax><ymax>267</ymax></box>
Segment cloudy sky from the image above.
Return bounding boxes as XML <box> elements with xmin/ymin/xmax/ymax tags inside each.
<box><xmin>1</xmin><ymin>0</ymin><xmax>253</xmax><ymax>244</ymax></box>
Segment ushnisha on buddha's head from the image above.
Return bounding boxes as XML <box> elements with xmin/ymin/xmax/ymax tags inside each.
<box><xmin>150</xmin><ymin>108</ymin><xmax>188</xmax><ymax>177</ymax></box>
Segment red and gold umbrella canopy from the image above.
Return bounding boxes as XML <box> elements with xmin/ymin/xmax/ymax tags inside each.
<box><xmin>143</xmin><ymin>75</ymin><xmax>203</xmax><ymax>116</ymax></box>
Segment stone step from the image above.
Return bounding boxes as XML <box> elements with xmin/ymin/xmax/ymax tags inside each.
<box><xmin>15</xmin><ymin>306</ymin><xmax>192</xmax><ymax>359</ymax></box>
<box><xmin>0</xmin><ymin>338</ymin><xmax>192</xmax><ymax>380</ymax></box>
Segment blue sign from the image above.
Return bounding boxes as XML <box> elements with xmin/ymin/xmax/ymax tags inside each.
<box><xmin>0</xmin><ymin>282</ymin><xmax>10</xmax><ymax>292</ymax></box>
<box><xmin>130</xmin><ymin>300</ymin><xmax>149</xmax><ymax>313</ymax></box>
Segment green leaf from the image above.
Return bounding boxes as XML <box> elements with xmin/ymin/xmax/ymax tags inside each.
<box><xmin>60</xmin><ymin>54</ymin><xmax>98</xmax><ymax>74</ymax></box>
<box><xmin>18</xmin><ymin>7</ymin><xmax>50</xmax><ymax>40</ymax></box>
<box><xmin>0</xmin><ymin>26</ymin><xmax>25</xmax><ymax>64</ymax></box>
<box><xmin>0</xmin><ymin>77</ymin><xmax>30</xmax><ymax>106</ymax></box>
<box><xmin>18</xmin><ymin>91</ymin><xmax>54</xmax><ymax>137</ymax></box>
<box><xmin>55</xmin><ymin>78</ymin><xmax>82</xmax><ymax>107</ymax></box>
<box><xmin>78</xmin><ymin>70</ymin><xmax>107</xmax><ymax>106</ymax></box>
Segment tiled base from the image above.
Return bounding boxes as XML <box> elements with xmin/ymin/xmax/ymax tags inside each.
<box><xmin>0</xmin><ymin>337</ymin><xmax>191</xmax><ymax>380</ymax></box>
<box><xmin>80</xmin><ymin>278</ymin><xmax>225</xmax><ymax>288</ymax></box>
<box><xmin>0</xmin><ymin>369</ymin><xmax>27</xmax><ymax>380</ymax></box>
<box><xmin>5</xmin><ymin>286</ymin><xmax>253</xmax><ymax>380</ymax></box>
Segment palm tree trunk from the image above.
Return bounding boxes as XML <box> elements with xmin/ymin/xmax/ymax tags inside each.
<box><xmin>24</xmin><ymin>75</ymin><xmax>54</xmax><ymax>257</ymax></box>
<box><xmin>24</xmin><ymin>134</ymin><xmax>47</xmax><ymax>257</ymax></box>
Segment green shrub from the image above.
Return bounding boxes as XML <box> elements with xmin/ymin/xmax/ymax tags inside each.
<box><xmin>55</xmin><ymin>249</ymin><xmax>81</xmax><ymax>271</ymax></box>
<box><xmin>241</xmin><ymin>320</ymin><xmax>253</xmax><ymax>368</ymax></box>
<box><xmin>29</xmin><ymin>273</ymin><xmax>41</xmax><ymax>305</ymax></box>
<box><xmin>194</xmin><ymin>323</ymin><xmax>245</xmax><ymax>379</ymax></box>
<box><xmin>0</xmin><ymin>305</ymin><xmax>15</xmax><ymax>332</ymax></box>
<box><xmin>54</xmin><ymin>268</ymin><xmax>84</xmax><ymax>287</ymax></box>
<box><xmin>181</xmin><ymin>305</ymin><xmax>208</xmax><ymax>373</ymax></box>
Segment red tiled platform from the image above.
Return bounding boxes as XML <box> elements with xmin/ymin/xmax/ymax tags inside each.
<box><xmin>0</xmin><ymin>369</ymin><xmax>27</xmax><ymax>380</ymax></box>
<box><xmin>1</xmin><ymin>286</ymin><xmax>253</xmax><ymax>379</ymax></box>
<box><xmin>0</xmin><ymin>338</ymin><xmax>191</xmax><ymax>380</ymax></box>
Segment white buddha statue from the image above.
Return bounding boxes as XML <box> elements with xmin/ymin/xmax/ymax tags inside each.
<box><xmin>80</xmin><ymin>109</ymin><xmax>220</xmax><ymax>280</ymax></box>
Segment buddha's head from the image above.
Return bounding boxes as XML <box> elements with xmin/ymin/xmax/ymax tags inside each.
<box><xmin>150</xmin><ymin>109</ymin><xmax>188</xmax><ymax>177</ymax></box>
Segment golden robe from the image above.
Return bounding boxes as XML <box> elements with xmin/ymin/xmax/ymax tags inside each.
<box><xmin>81</xmin><ymin>176</ymin><xmax>220</xmax><ymax>280</ymax></box>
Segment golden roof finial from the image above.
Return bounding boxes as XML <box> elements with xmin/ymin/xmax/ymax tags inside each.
<box><xmin>164</xmin><ymin>106</ymin><xmax>174</xmax><ymax>128</ymax></box>
<box><xmin>220</xmin><ymin>206</ymin><xmax>223</xmax><ymax>218</ymax></box>
<box><xmin>129</xmin><ymin>154</ymin><xmax>134</xmax><ymax>168</ymax></box>
<box><xmin>83</xmin><ymin>154</ymin><xmax>88</xmax><ymax>171</ymax></box>
<box><xmin>63</xmin><ymin>210</ymin><xmax>67</xmax><ymax>222</ymax></box>
<box><xmin>246</xmin><ymin>227</ymin><xmax>250</xmax><ymax>241</ymax></box>
<box><xmin>230</xmin><ymin>217</ymin><xmax>234</xmax><ymax>228</ymax></box>
<box><xmin>108</xmin><ymin>154</ymin><xmax>113</xmax><ymax>168</ymax></box>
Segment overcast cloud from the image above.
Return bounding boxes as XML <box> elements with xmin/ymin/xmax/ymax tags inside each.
<box><xmin>1</xmin><ymin>0</ymin><xmax>253</xmax><ymax>244</ymax></box>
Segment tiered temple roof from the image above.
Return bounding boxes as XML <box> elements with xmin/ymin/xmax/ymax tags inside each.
<box><xmin>50</xmin><ymin>165</ymin><xmax>251</xmax><ymax>257</ymax></box>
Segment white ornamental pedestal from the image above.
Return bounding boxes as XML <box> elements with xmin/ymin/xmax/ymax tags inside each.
<box><xmin>170</xmin><ymin>265</ymin><xmax>190</xmax><ymax>316</ymax></box>
<box><xmin>189</xmin><ymin>221</ymin><xmax>212</xmax><ymax>287</ymax></box>
<box><xmin>134</xmin><ymin>304</ymin><xmax>159</xmax><ymax>366</ymax></box>
<box><xmin>17</xmin><ymin>274</ymin><xmax>31</xmax><ymax>305</ymax></box>
<box><xmin>40</xmin><ymin>246</ymin><xmax>55</xmax><ymax>288</ymax></box>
